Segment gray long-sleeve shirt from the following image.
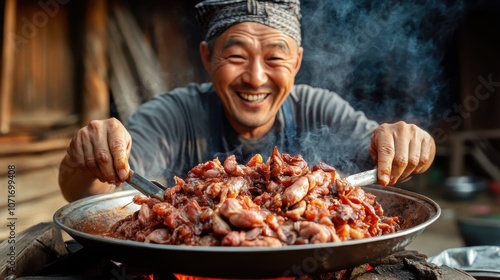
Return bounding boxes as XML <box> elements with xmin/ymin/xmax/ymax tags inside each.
<box><xmin>126</xmin><ymin>83</ymin><xmax>378</xmax><ymax>187</ymax></box>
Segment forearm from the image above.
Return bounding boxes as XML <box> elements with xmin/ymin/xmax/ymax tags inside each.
<box><xmin>58</xmin><ymin>154</ymin><xmax>115</xmax><ymax>202</ymax></box>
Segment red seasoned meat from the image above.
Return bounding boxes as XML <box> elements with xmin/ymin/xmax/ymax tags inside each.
<box><xmin>104</xmin><ymin>147</ymin><xmax>400</xmax><ymax>247</ymax></box>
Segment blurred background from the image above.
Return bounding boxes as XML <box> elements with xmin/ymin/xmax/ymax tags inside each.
<box><xmin>0</xmin><ymin>0</ymin><xmax>499</xmax><ymax>257</ymax></box>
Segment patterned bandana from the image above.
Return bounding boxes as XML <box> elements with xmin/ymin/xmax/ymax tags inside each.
<box><xmin>195</xmin><ymin>0</ymin><xmax>302</xmax><ymax>45</ymax></box>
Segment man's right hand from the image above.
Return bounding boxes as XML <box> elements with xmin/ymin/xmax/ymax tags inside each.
<box><xmin>67</xmin><ymin>118</ymin><xmax>132</xmax><ymax>185</ymax></box>
<box><xmin>59</xmin><ymin>118</ymin><xmax>132</xmax><ymax>201</ymax></box>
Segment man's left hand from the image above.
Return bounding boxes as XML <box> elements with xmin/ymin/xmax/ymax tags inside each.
<box><xmin>369</xmin><ymin>121</ymin><xmax>436</xmax><ymax>186</ymax></box>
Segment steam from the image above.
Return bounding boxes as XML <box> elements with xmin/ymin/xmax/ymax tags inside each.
<box><xmin>297</xmin><ymin>0</ymin><xmax>465</xmax><ymax>128</ymax></box>
<box><xmin>129</xmin><ymin>1</ymin><xmax>470</xmax><ymax>180</ymax></box>
<box><xmin>296</xmin><ymin>126</ymin><xmax>371</xmax><ymax>174</ymax></box>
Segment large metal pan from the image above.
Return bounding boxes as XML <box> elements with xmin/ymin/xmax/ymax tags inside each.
<box><xmin>53</xmin><ymin>186</ymin><xmax>440</xmax><ymax>278</ymax></box>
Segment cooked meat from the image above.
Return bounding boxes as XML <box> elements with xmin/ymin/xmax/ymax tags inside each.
<box><xmin>105</xmin><ymin>147</ymin><xmax>400</xmax><ymax>246</ymax></box>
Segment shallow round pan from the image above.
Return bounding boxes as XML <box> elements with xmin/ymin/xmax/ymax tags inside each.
<box><xmin>53</xmin><ymin>186</ymin><xmax>440</xmax><ymax>278</ymax></box>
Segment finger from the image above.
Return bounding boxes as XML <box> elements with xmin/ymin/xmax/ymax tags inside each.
<box><xmin>108</xmin><ymin>126</ymin><xmax>131</xmax><ymax>182</ymax></box>
<box><xmin>86</xmin><ymin>120</ymin><xmax>116</xmax><ymax>183</ymax></box>
<box><xmin>414</xmin><ymin>135</ymin><xmax>434</xmax><ymax>173</ymax></box>
<box><xmin>372</xmin><ymin>128</ymin><xmax>395</xmax><ymax>186</ymax></box>
<box><xmin>94</xmin><ymin>143</ymin><xmax>117</xmax><ymax>184</ymax></box>
<box><xmin>81</xmin><ymin>131</ymin><xmax>105</xmax><ymax>181</ymax></box>
<box><xmin>398</xmin><ymin>136</ymin><xmax>420</xmax><ymax>181</ymax></box>
<box><xmin>389</xmin><ymin>129</ymin><xmax>409</xmax><ymax>185</ymax></box>
<box><xmin>68</xmin><ymin>133</ymin><xmax>92</xmax><ymax>176</ymax></box>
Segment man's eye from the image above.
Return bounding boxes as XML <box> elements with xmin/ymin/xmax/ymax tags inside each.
<box><xmin>269</xmin><ymin>57</ymin><xmax>284</xmax><ymax>61</ymax></box>
<box><xmin>228</xmin><ymin>55</ymin><xmax>244</xmax><ymax>59</ymax></box>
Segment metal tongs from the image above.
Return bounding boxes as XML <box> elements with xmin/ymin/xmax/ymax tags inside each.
<box><xmin>125</xmin><ymin>170</ymin><xmax>166</xmax><ymax>201</ymax></box>
<box><xmin>342</xmin><ymin>168</ymin><xmax>378</xmax><ymax>187</ymax></box>
<box><xmin>125</xmin><ymin>168</ymin><xmax>378</xmax><ymax>200</ymax></box>
<box><xmin>333</xmin><ymin>168</ymin><xmax>378</xmax><ymax>193</ymax></box>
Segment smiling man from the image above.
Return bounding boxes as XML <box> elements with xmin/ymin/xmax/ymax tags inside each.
<box><xmin>59</xmin><ymin>0</ymin><xmax>435</xmax><ymax>202</ymax></box>
<box><xmin>200</xmin><ymin>22</ymin><xmax>303</xmax><ymax>138</ymax></box>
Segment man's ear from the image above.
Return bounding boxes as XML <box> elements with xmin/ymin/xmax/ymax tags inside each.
<box><xmin>199</xmin><ymin>41</ymin><xmax>212</xmax><ymax>75</ymax></box>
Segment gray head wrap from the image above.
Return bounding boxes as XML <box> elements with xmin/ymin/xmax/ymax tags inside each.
<box><xmin>195</xmin><ymin>0</ymin><xmax>302</xmax><ymax>45</ymax></box>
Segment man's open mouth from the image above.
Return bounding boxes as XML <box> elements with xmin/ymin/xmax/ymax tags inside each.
<box><xmin>238</xmin><ymin>92</ymin><xmax>269</xmax><ymax>102</ymax></box>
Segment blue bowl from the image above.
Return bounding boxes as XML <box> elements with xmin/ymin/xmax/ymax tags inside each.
<box><xmin>456</xmin><ymin>206</ymin><xmax>500</xmax><ymax>246</ymax></box>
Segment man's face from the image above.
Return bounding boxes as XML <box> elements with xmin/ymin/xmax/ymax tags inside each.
<box><xmin>200</xmin><ymin>22</ymin><xmax>303</xmax><ymax>139</ymax></box>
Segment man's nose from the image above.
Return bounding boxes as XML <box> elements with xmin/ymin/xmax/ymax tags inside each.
<box><xmin>242</xmin><ymin>59</ymin><xmax>268</xmax><ymax>87</ymax></box>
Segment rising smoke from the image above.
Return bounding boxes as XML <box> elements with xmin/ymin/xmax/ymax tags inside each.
<box><xmin>128</xmin><ymin>0</ymin><xmax>470</xmax><ymax>179</ymax></box>
<box><xmin>296</xmin><ymin>0</ymin><xmax>466</xmax><ymax>129</ymax></box>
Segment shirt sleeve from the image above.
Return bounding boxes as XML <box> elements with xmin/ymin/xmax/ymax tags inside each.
<box><xmin>125</xmin><ymin>94</ymin><xmax>179</xmax><ymax>186</ymax></box>
<box><xmin>124</xmin><ymin>83</ymin><xmax>214</xmax><ymax>187</ymax></box>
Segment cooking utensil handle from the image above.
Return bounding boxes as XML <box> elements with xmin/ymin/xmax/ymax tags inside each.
<box><xmin>345</xmin><ymin>168</ymin><xmax>378</xmax><ymax>186</ymax></box>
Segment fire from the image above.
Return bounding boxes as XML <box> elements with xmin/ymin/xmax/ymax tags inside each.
<box><xmin>174</xmin><ymin>275</ymin><xmax>294</xmax><ymax>280</ymax></box>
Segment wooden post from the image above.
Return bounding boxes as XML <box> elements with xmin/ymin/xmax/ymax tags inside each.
<box><xmin>0</xmin><ymin>0</ymin><xmax>17</xmax><ymax>134</ymax></box>
<box><xmin>82</xmin><ymin>0</ymin><xmax>109</xmax><ymax>125</ymax></box>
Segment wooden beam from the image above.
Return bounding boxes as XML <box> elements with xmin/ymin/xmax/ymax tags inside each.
<box><xmin>0</xmin><ymin>138</ymin><xmax>70</xmax><ymax>157</ymax></box>
<box><xmin>107</xmin><ymin>16</ymin><xmax>141</xmax><ymax>122</ymax></box>
<box><xmin>0</xmin><ymin>0</ymin><xmax>17</xmax><ymax>134</ymax></box>
<box><xmin>113</xmin><ymin>4</ymin><xmax>166</xmax><ymax>100</ymax></box>
<box><xmin>82</xmin><ymin>0</ymin><xmax>109</xmax><ymax>125</ymax></box>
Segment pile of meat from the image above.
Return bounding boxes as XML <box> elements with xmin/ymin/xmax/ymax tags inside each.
<box><xmin>105</xmin><ymin>147</ymin><xmax>400</xmax><ymax>247</ymax></box>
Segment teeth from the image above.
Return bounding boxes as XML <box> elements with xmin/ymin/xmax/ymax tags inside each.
<box><xmin>239</xmin><ymin>92</ymin><xmax>267</xmax><ymax>102</ymax></box>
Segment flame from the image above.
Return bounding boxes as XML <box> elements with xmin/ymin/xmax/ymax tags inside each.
<box><xmin>174</xmin><ymin>275</ymin><xmax>294</xmax><ymax>280</ymax></box>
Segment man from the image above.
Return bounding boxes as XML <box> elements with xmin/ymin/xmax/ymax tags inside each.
<box><xmin>59</xmin><ymin>0</ymin><xmax>435</xmax><ymax>202</ymax></box>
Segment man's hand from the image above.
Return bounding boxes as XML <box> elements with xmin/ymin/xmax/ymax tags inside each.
<box><xmin>369</xmin><ymin>121</ymin><xmax>435</xmax><ymax>186</ymax></box>
<box><xmin>67</xmin><ymin>118</ymin><xmax>132</xmax><ymax>185</ymax></box>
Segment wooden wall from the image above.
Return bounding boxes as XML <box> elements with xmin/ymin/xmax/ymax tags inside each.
<box><xmin>0</xmin><ymin>0</ymin><xmax>207</xmax><ymax>174</ymax></box>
